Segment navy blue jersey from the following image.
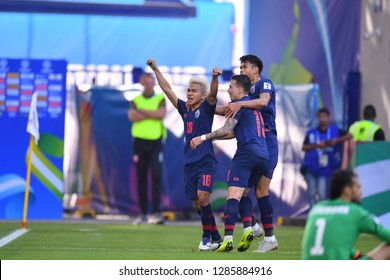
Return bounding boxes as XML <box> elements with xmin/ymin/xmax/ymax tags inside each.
<box><xmin>232</xmin><ymin>96</ymin><xmax>269</xmax><ymax>160</ymax></box>
<box><xmin>177</xmin><ymin>99</ymin><xmax>217</xmax><ymax>165</ymax></box>
<box><xmin>249</xmin><ymin>78</ymin><xmax>277</xmax><ymax>134</ymax></box>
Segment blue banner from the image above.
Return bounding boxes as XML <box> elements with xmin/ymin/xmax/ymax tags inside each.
<box><xmin>249</xmin><ymin>0</ymin><xmax>361</xmax><ymax>125</ymax></box>
<box><xmin>0</xmin><ymin>58</ymin><xmax>67</xmax><ymax>219</ymax></box>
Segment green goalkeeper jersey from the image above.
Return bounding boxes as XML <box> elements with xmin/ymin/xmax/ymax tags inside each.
<box><xmin>301</xmin><ymin>198</ymin><xmax>390</xmax><ymax>260</ymax></box>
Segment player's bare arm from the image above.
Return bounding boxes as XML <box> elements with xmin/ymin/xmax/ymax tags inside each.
<box><xmin>207</xmin><ymin>68</ymin><xmax>222</xmax><ymax>106</ymax></box>
<box><xmin>147</xmin><ymin>59</ymin><xmax>179</xmax><ymax>109</ymax></box>
<box><xmin>225</xmin><ymin>92</ymin><xmax>271</xmax><ymax>118</ymax></box>
<box><xmin>212</xmin><ymin>132</ymin><xmax>235</xmax><ymax>140</ymax></box>
<box><xmin>215</xmin><ymin>105</ymin><xmax>226</xmax><ymax>116</ymax></box>
<box><xmin>209</xmin><ymin>118</ymin><xmax>237</xmax><ymax>139</ymax></box>
<box><xmin>190</xmin><ymin>118</ymin><xmax>237</xmax><ymax>149</ymax></box>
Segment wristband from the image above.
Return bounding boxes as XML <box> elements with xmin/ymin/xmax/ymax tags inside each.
<box><xmin>201</xmin><ymin>135</ymin><xmax>207</xmax><ymax>141</ymax></box>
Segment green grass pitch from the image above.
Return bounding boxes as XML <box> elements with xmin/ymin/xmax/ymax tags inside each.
<box><xmin>0</xmin><ymin>220</ymin><xmax>381</xmax><ymax>260</ymax></box>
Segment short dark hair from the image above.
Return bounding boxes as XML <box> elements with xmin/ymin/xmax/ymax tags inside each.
<box><xmin>231</xmin><ymin>74</ymin><xmax>252</xmax><ymax>93</ymax></box>
<box><xmin>240</xmin><ymin>55</ymin><xmax>264</xmax><ymax>74</ymax></box>
<box><xmin>363</xmin><ymin>104</ymin><xmax>376</xmax><ymax>120</ymax></box>
<box><xmin>329</xmin><ymin>169</ymin><xmax>356</xmax><ymax>199</ymax></box>
<box><xmin>317</xmin><ymin>107</ymin><xmax>330</xmax><ymax>116</ymax></box>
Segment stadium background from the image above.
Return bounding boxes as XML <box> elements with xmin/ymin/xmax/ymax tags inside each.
<box><xmin>0</xmin><ymin>0</ymin><xmax>389</xmax><ymax>225</ymax></box>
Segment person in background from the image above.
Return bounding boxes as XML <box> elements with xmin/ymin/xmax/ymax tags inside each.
<box><xmin>128</xmin><ymin>72</ymin><xmax>166</xmax><ymax>225</ymax></box>
<box><xmin>147</xmin><ymin>59</ymin><xmax>222</xmax><ymax>251</ymax></box>
<box><xmin>302</xmin><ymin>169</ymin><xmax>390</xmax><ymax>260</ymax></box>
<box><xmin>301</xmin><ymin>107</ymin><xmax>351</xmax><ymax>209</ymax></box>
<box><xmin>349</xmin><ymin>104</ymin><xmax>385</xmax><ymax>142</ymax></box>
<box><xmin>342</xmin><ymin>104</ymin><xmax>386</xmax><ymax>169</ymax></box>
<box><xmin>341</xmin><ymin>105</ymin><xmax>385</xmax><ymax>169</ymax></box>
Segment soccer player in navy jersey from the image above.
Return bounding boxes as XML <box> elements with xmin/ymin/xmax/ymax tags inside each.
<box><xmin>147</xmin><ymin>59</ymin><xmax>222</xmax><ymax>251</ymax></box>
<box><xmin>191</xmin><ymin>74</ymin><xmax>269</xmax><ymax>252</ymax></box>
<box><xmin>221</xmin><ymin>55</ymin><xmax>279</xmax><ymax>252</ymax></box>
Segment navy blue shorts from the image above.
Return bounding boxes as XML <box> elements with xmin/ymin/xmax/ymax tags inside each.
<box><xmin>184</xmin><ymin>155</ymin><xmax>217</xmax><ymax>200</ymax></box>
<box><xmin>265</xmin><ymin>131</ymin><xmax>278</xmax><ymax>179</ymax></box>
<box><xmin>227</xmin><ymin>150</ymin><xmax>269</xmax><ymax>188</ymax></box>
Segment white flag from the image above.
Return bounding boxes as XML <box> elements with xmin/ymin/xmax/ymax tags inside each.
<box><xmin>26</xmin><ymin>92</ymin><xmax>40</xmax><ymax>144</ymax></box>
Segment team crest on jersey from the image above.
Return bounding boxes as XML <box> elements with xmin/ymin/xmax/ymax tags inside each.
<box><xmin>195</xmin><ymin>109</ymin><xmax>200</xmax><ymax>118</ymax></box>
<box><xmin>250</xmin><ymin>85</ymin><xmax>255</xmax><ymax>94</ymax></box>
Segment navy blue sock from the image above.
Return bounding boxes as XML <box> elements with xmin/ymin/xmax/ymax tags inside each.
<box><xmin>239</xmin><ymin>196</ymin><xmax>253</xmax><ymax>228</ymax></box>
<box><xmin>209</xmin><ymin>213</ymin><xmax>221</xmax><ymax>241</ymax></box>
<box><xmin>251</xmin><ymin>212</ymin><xmax>257</xmax><ymax>227</ymax></box>
<box><xmin>200</xmin><ymin>204</ymin><xmax>212</xmax><ymax>239</ymax></box>
<box><xmin>223</xmin><ymin>198</ymin><xmax>239</xmax><ymax>236</ymax></box>
<box><xmin>257</xmin><ymin>196</ymin><xmax>274</xmax><ymax>236</ymax></box>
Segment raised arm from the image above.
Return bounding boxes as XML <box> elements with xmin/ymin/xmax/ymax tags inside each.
<box><xmin>190</xmin><ymin>118</ymin><xmax>238</xmax><ymax>149</ymax></box>
<box><xmin>225</xmin><ymin>92</ymin><xmax>271</xmax><ymax>118</ymax></box>
<box><xmin>207</xmin><ymin>68</ymin><xmax>222</xmax><ymax>106</ymax></box>
<box><xmin>215</xmin><ymin>105</ymin><xmax>226</xmax><ymax>116</ymax></box>
<box><xmin>147</xmin><ymin>59</ymin><xmax>179</xmax><ymax>109</ymax></box>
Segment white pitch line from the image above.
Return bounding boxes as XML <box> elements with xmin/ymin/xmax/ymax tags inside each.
<box><xmin>0</xmin><ymin>229</ymin><xmax>30</xmax><ymax>248</ymax></box>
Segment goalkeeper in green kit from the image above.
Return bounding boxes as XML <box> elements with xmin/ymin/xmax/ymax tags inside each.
<box><xmin>301</xmin><ymin>169</ymin><xmax>390</xmax><ymax>260</ymax></box>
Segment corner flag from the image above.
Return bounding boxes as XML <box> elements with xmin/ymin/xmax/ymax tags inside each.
<box><xmin>26</xmin><ymin>92</ymin><xmax>40</xmax><ymax>144</ymax></box>
<box><xmin>22</xmin><ymin>92</ymin><xmax>39</xmax><ymax>230</ymax></box>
